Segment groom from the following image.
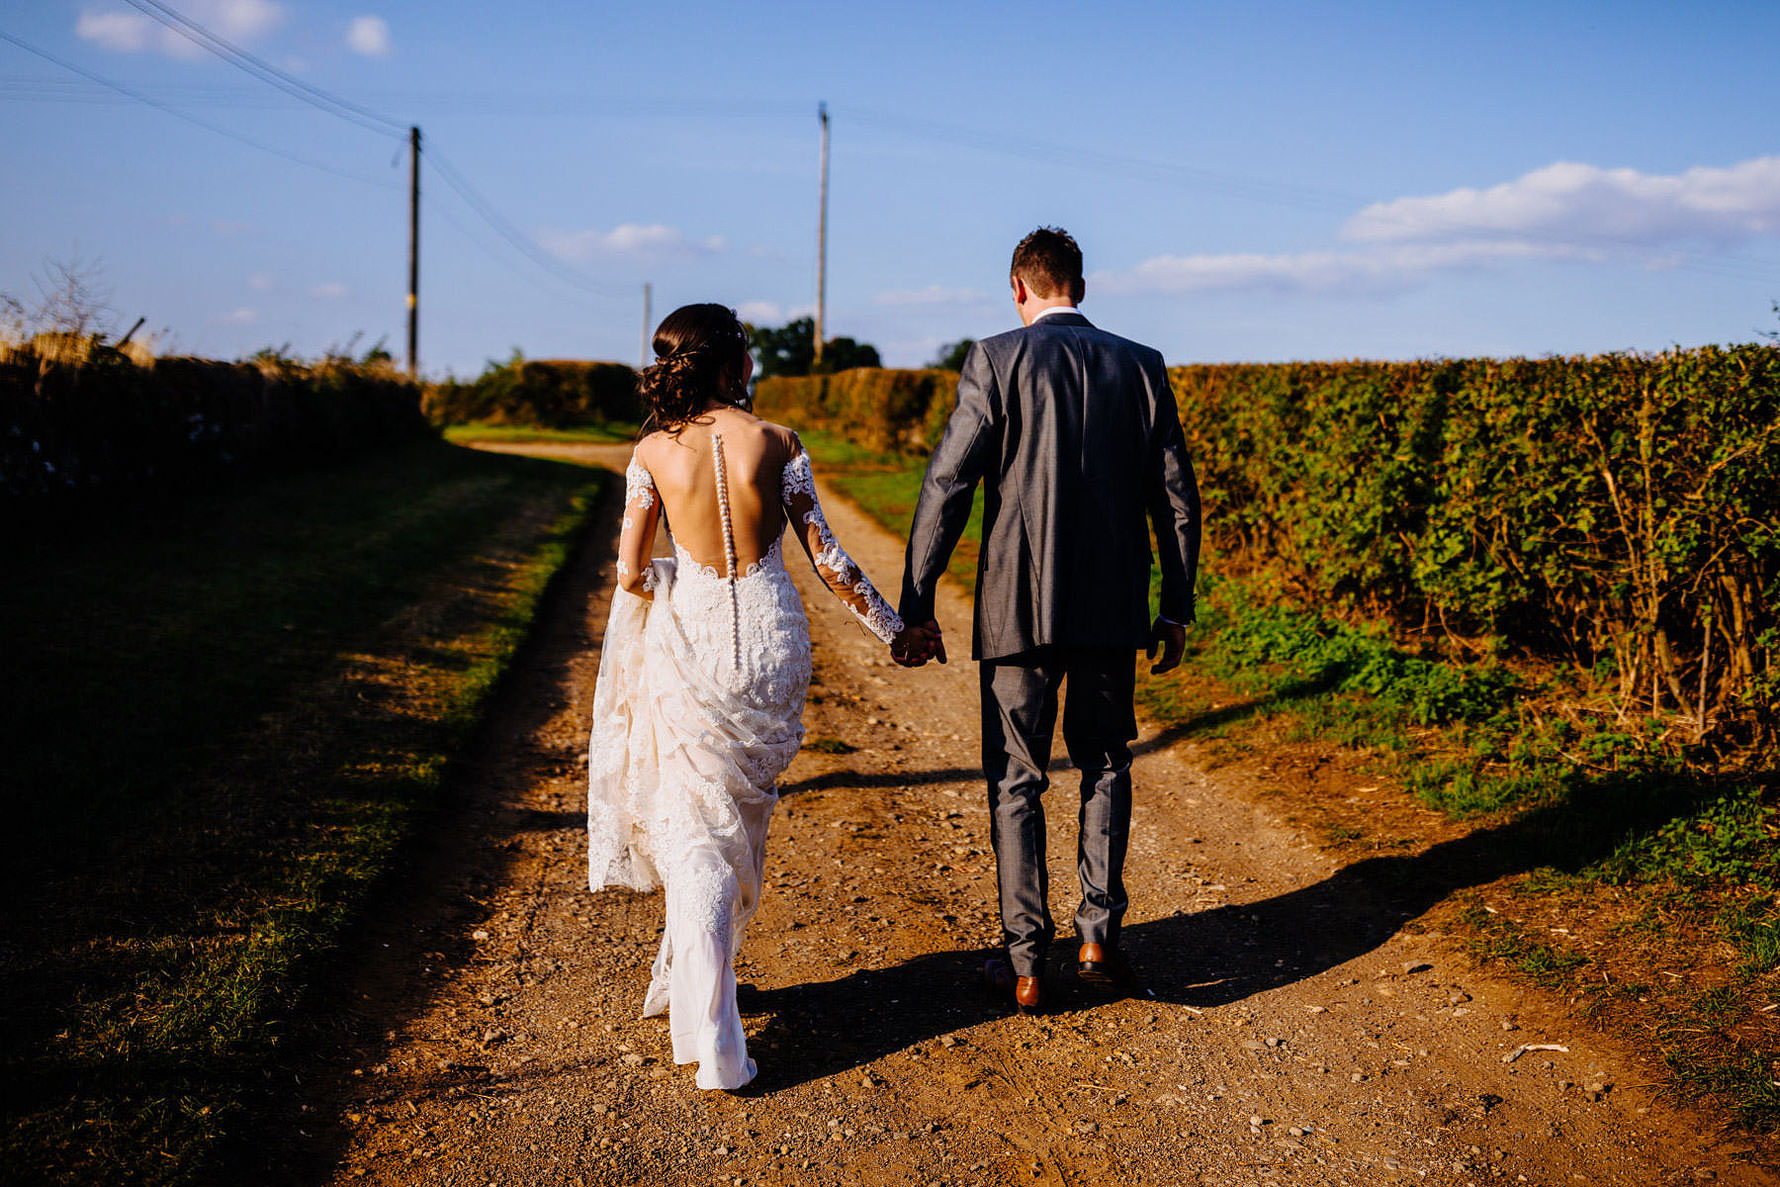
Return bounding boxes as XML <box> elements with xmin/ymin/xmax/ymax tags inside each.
<box><xmin>894</xmin><ymin>227</ymin><xmax>1200</xmax><ymax>1012</ymax></box>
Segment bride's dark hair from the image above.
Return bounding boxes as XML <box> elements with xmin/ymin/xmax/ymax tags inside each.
<box><xmin>638</xmin><ymin>303</ymin><xmax>752</xmax><ymax>433</ymax></box>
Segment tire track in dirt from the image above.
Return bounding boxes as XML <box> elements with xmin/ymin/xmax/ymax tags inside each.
<box><xmin>262</xmin><ymin>440</ymin><xmax>1773</xmax><ymax>1187</ymax></box>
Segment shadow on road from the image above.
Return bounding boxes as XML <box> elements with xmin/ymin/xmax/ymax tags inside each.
<box><xmin>741</xmin><ymin>761</ymin><xmax>1759</xmax><ymax>1090</ymax></box>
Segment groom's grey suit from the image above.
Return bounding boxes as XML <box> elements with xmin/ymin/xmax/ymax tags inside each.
<box><xmin>900</xmin><ymin>309</ymin><xmax>1200</xmax><ymax>978</ymax></box>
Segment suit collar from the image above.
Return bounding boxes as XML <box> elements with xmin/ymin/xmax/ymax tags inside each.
<box><xmin>1030</xmin><ymin>310</ymin><xmax>1092</xmax><ymax>329</ymax></box>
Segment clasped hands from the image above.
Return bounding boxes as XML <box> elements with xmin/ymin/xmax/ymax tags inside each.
<box><xmin>890</xmin><ymin>619</ymin><xmax>947</xmax><ymax>668</ymax></box>
<box><xmin>892</xmin><ymin>616</ymin><xmax>1183</xmax><ymax>671</ymax></box>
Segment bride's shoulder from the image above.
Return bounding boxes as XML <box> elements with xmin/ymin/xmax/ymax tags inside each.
<box><xmin>631</xmin><ymin>429</ymin><xmax>674</xmax><ymax>463</ymax></box>
<box><xmin>753</xmin><ymin>420</ymin><xmax>803</xmax><ymax>458</ymax></box>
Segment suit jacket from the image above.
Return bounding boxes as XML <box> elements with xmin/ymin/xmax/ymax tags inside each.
<box><xmin>899</xmin><ymin>311</ymin><xmax>1201</xmax><ymax>662</ymax></box>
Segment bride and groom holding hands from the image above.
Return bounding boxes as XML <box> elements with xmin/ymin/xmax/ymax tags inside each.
<box><xmin>587</xmin><ymin>226</ymin><xmax>1201</xmax><ymax>1090</ymax></box>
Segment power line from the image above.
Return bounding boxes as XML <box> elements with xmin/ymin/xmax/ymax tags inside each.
<box><xmin>116</xmin><ymin>0</ymin><xmax>406</xmax><ymax>138</ymax></box>
<box><xmin>83</xmin><ymin>2</ymin><xmax>641</xmax><ymax>302</ymax></box>
<box><xmin>0</xmin><ymin>29</ymin><xmax>396</xmax><ymax>190</ymax></box>
<box><xmin>421</xmin><ymin>187</ymin><xmax>586</xmax><ymax>301</ymax></box>
<box><xmin>0</xmin><ymin>77</ymin><xmax>816</xmax><ymax>119</ymax></box>
<box><xmin>2</xmin><ymin>27</ymin><xmax>627</xmax><ymax>303</ymax></box>
<box><xmin>0</xmin><ymin>83</ymin><xmax>807</xmax><ymax>118</ymax></box>
<box><xmin>423</xmin><ymin>146</ymin><xmax>628</xmax><ymax>300</ymax></box>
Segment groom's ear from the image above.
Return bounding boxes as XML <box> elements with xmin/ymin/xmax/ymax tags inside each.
<box><xmin>1010</xmin><ymin>274</ymin><xmax>1027</xmax><ymax>304</ymax></box>
<box><xmin>1072</xmin><ymin>276</ymin><xmax>1086</xmax><ymax>304</ymax></box>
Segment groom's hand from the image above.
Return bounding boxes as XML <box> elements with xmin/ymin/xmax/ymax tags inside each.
<box><xmin>924</xmin><ymin>619</ymin><xmax>947</xmax><ymax>665</ymax></box>
<box><xmin>890</xmin><ymin>620</ymin><xmax>947</xmax><ymax>668</ymax></box>
<box><xmin>1147</xmin><ymin>617</ymin><xmax>1186</xmax><ymax>675</ymax></box>
<box><xmin>891</xmin><ymin>623</ymin><xmax>933</xmax><ymax>667</ymax></box>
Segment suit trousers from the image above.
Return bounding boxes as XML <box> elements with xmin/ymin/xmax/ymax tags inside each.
<box><xmin>980</xmin><ymin>646</ymin><xmax>1138</xmax><ymax>977</ymax></box>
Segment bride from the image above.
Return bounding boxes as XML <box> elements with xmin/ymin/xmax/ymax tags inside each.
<box><xmin>586</xmin><ymin>303</ymin><xmax>931</xmax><ymax>1090</ymax></box>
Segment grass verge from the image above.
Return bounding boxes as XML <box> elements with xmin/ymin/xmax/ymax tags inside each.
<box><xmin>802</xmin><ymin>434</ymin><xmax>1779</xmax><ymax>1146</ymax></box>
<box><xmin>797</xmin><ymin>429</ymin><xmax>982</xmax><ymax>591</ymax></box>
<box><xmin>0</xmin><ymin>440</ymin><xmax>608</xmax><ymax>1184</ymax></box>
<box><xmin>440</xmin><ymin>420</ymin><xmax>637</xmax><ymax>446</ymax></box>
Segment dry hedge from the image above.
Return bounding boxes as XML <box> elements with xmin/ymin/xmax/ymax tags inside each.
<box><xmin>2</xmin><ymin>350</ymin><xmax>430</xmax><ymax>499</ymax></box>
<box><xmin>754</xmin><ymin>368</ymin><xmax>959</xmax><ymax>453</ymax></box>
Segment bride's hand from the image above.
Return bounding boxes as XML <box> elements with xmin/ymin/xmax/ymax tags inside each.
<box><xmin>890</xmin><ymin>622</ymin><xmax>934</xmax><ymax>667</ymax></box>
<box><xmin>890</xmin><ymin>620</ymin><xmax>946</xmax><ymax>668</ymax></box>
<box><xmin>890</xmin><ymin>624</ymin><xmax>928</xmax><ymax>667</ymax></box>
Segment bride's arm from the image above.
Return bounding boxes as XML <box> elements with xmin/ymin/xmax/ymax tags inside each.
<box><xmin>781</xmin><ymin>441</ymin><xmax>906</xmax><ymax>644</ymax></box>
<box><xmin>616</xmin><ymin>454</ymin><xmax>661</xmax><ymax>600</ymax></box>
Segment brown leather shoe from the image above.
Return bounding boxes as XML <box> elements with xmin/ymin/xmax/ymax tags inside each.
<box><xmin>984</xmin><ymin>957</ymin><xmax>1046</xmax><ymax>1014</ymax></box>
<box><xmin>1078</xmin><ymin>942</ymin><xmax>1146</xmax><ymax>996</ymax></box>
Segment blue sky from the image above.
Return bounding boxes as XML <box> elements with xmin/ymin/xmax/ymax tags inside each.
<box><xmin>3</xmin><ymin>0</ymin><xmax>1778</xmax><ymax>375</ymax></box>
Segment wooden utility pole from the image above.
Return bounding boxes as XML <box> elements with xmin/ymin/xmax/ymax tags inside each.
<box><xmin>814</xmin><ymin>101</ymin><xmax>828</xmax><ymax>368</ymax></box>
<box><xmin>406</xmin><ymin>125</ymin><xmax>420</xmax><ymax>379</ymax></box>
<box><xmin>640</xmin><ymin>282</ymin><xmax>653</xmax><ymax>368</ymax></box>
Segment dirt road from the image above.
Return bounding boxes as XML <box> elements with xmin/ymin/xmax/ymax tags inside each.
<box><xmin>264</xmin><ymin>441</ymin><xmax>1772</xmax><ymax>1186</ymax></box>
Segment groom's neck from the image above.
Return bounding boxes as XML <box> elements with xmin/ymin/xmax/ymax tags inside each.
<box><xmin>1017</xmin><ymin>296</ymin><xmax>1078</xmax><ymax>326</ymax></box>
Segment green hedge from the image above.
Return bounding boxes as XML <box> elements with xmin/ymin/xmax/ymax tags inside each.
<box><xmin>424</xmin><ymin>357</ymin><xmax>639</xmax><ymax>427</ymax></box>
<box><xmin>758</xmin><ymin>347</ymin><xmax>1780</xmax><ymax>732</ymax></box>
<box><xmin>1173</xmin><ymin>350</ymin><xmax>1780</xmax><ymax>736</ymax></box>
<box><xmin>1</xmin><ymin>351</ymin><xmax>431</xmax><ymax>499</ymax></box>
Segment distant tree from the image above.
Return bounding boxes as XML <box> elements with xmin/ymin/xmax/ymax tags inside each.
<box><xmin>1764</xmin><ymin>300</ymin><xmax>1779</xmax><ymax>345</ymax></box>
<box><xmin>930</xmin><ymin>338</ymin><xmax>975</xmax><ymax>370</ymax></box>
<box><xmin>815</xmin><ymin>336</ymin><xmax>880</xmax><ymax>373</ymax></box>
<box><xmin>2</xmin><ymin>250</ymin><xmax>115</xmax><ymax>348</ymax></box>
<box><xmin>749</xmin><ymin>317</ymin><xmax>816</xmax><ymax>379</ymax></box>
<box><xmin>747</xmin><ymin>316</ymin><xmax>882</xmax><ymax>377</ymax></box>
<box><xmin>0</xmin><ymin>292</ymin><xmax>25</xmax><ymax>347</ymax></box>
<box><xmin>31</xmin><ymin>249</ymin><xmax>114</xmax><ymax>340</ymax></box>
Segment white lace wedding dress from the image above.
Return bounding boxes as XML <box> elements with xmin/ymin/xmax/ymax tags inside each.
<box><xmin>586</xmin><ymin>432</ymin><xmax>902</xmax><ymax>1089</ymax></box>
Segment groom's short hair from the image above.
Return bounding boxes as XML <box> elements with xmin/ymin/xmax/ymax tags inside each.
<box><xmin>1011</xmin><ymin>226</ymin><xmax>1084</xmax><ymax>301</ymax></box>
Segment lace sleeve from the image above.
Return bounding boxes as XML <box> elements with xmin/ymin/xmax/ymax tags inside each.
<box><xmin>617</xmin><ymin>455</ymin><xmax>661</xmax><ymax>597</ymax></box>
<box><xmin>781</xmin><ymin>447</ymin><xmax>905</xmax><ymax>644</ymax></box>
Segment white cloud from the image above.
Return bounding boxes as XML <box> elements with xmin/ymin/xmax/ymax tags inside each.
<box><xmin>78</xmin><ymin>0</ymin><xmax>284</xmax><ymax>57</ymax></box>
<box><xmin>735</xmin><ymin>301</ymin><xmax>783</xmax><ymax>324</ymax></box>
<box><xmin>1344</xmin><ymin>155</ymin><xmax>1780</xmax><ymax>246</ymax></box>
<box><xmin>538</xmin><ymin>223</ymin><xmax>725</xmax><ymax>261</ymax></box>
<box><xmin>212</xmin><ymin>0</ymin><xmax>282</xmax><ymax>39</ymax></box>
<box><xmin>874</xmin><ymin>285</ymin><xmax>991</xmax><ymax>307</ymax></box>
<box><xmin>310</xmin><ymin>282</ymin><xmax>350</xmax><ymax>299</ymax></box>
<box><xmin>1096</xmin><ymin>240</ymin><xmax>1591</xmax><ymax>298</ymax></box>
<box><xmin>248</xmin><ymin>273</ymin><xmax>276</xmax><ymax>292</ymax></box>
<box><xmin>219</xmin><ymin>308</ymin><xmax>258</xmax><ymax>324</ymax></box>
<box><xmin>345</xmin><ymin>15</ymin><xmax>390</xmax><ymax>57</ymax></box>
<box><xmin>1096</xmin><ymin>154</ymin><xmax>1780</xmax><ymax>298</ymax></box>
<box><xmin>75</xmin><ymin>11</ymin><xmax>159</xmax><ymax>54</ymax></box>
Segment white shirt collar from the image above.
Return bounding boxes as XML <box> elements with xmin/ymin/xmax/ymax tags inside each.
<box><xmin>1031</xmin><ymin>305</ymin><xmax>1081</xmax><ymax>323</ymax></box>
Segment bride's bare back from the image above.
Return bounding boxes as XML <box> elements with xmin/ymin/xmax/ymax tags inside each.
<box><xmin>633</xmin><ymin>406</ymin><xmax>796</xmax><ymax>573</ymax></box>
<box><xmin>615</xmin><ymin>402</ymin><xmax>907</xmax><ymax>646</ymax></box>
